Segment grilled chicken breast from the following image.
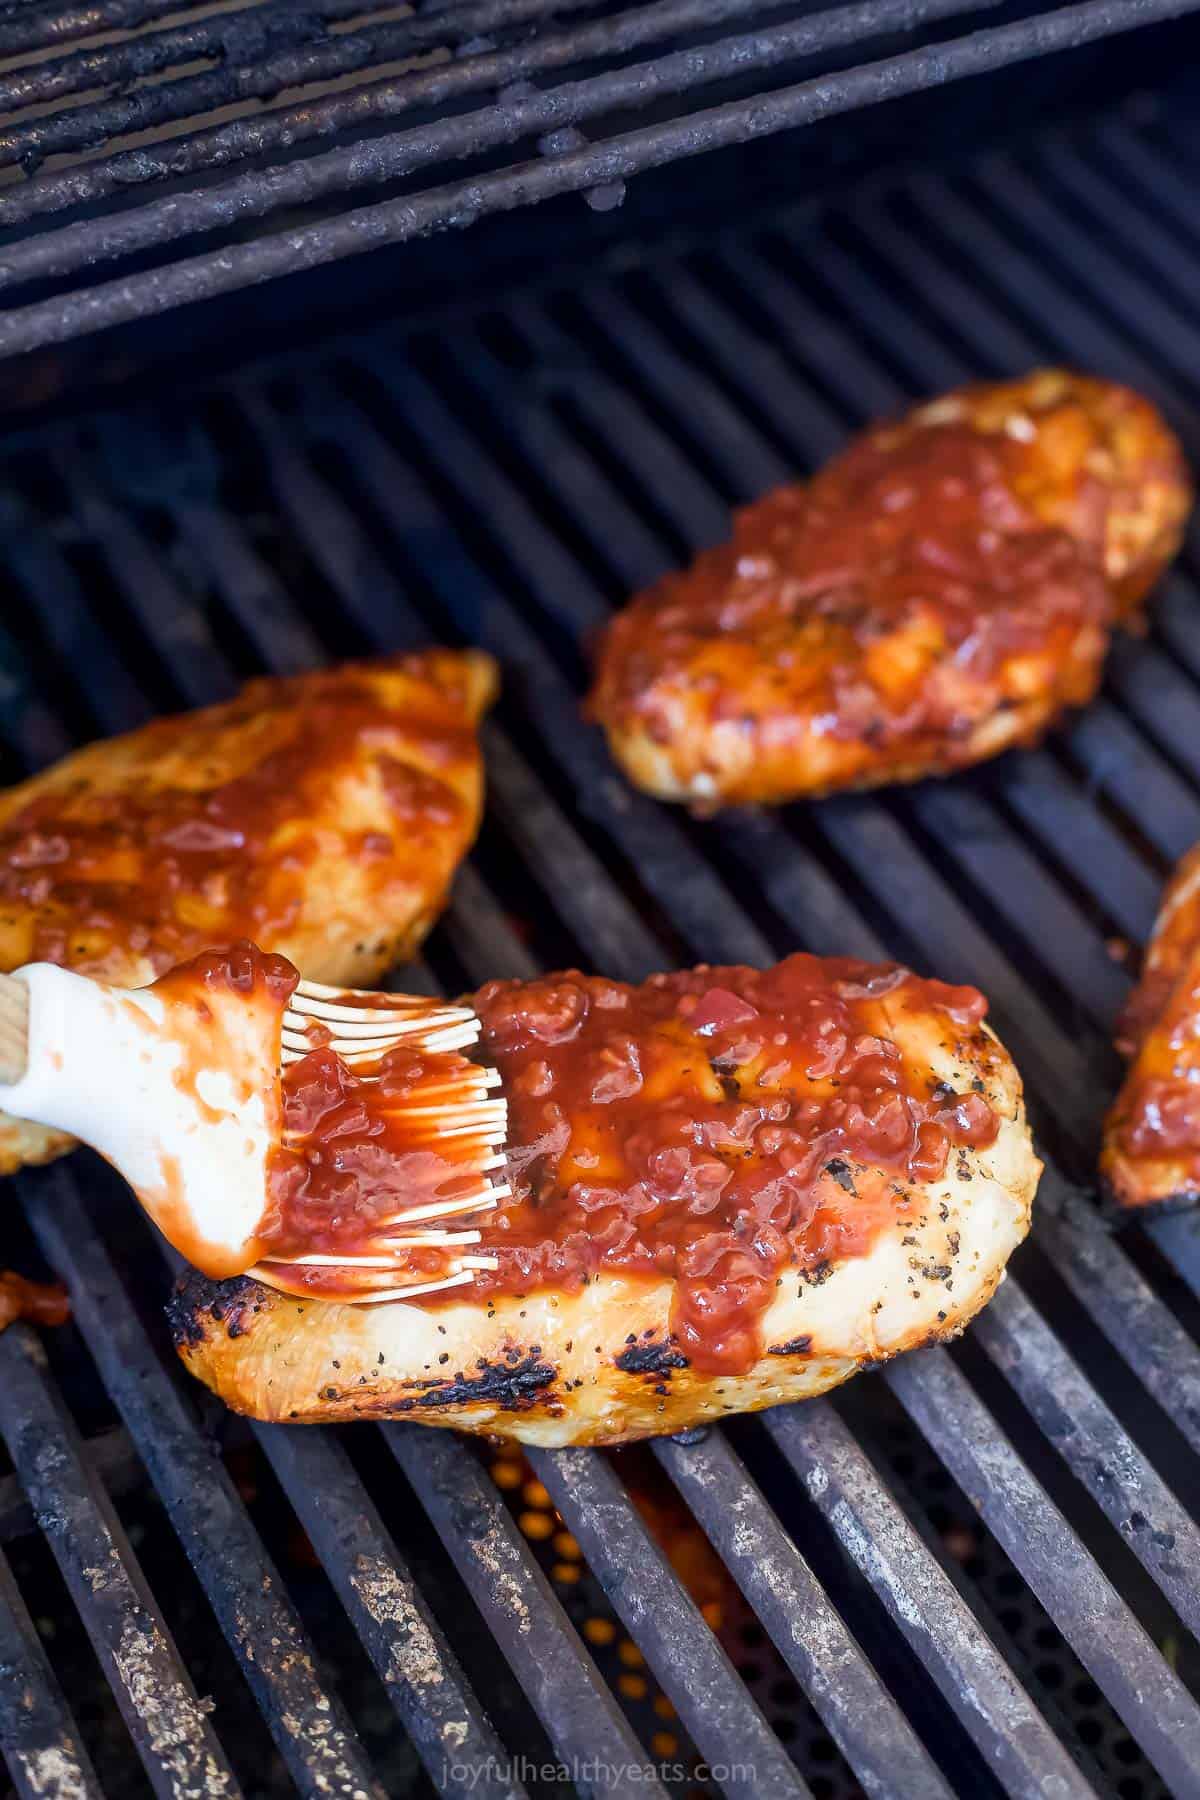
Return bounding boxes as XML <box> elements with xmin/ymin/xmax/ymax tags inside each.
<box><xmin>0</xmin><ymin>650</ymin><xmax>497</xmax><ymax>1175</ymax></box>
<box><xmin>1103</xmin><ymin>846</ymin><xmax>1200</xmax><ymax>1213</ymax></box>
<box><xmin>173</xmin><ymin>953</ymin><xmax>1038</xmax><ymax>1446</ymax></box>
<box><xmin>590</xmin><ymin>371</ymin><xmax>1190</xmax><ymax>808</ymax></box>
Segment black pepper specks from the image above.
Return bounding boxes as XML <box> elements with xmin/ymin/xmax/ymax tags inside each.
<box><xmin>615</xmin><ymin>1342</ymin><xmax>690</xmax><ymax>1376</ymax></box>
<box><xmin>825</xmin><ymin>1158</ymin><xmax>858</xmax><ymax>1196</ymax></box>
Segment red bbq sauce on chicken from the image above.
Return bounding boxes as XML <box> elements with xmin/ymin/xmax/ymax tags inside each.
<box><xmin>259</xmin><ymin>1045</ymin><xmax>488</xmax><ymax>1266</ymax></box>
<box><xmin>208</xmin><ymin>946</ymin><xmax>1000</xmax><ymax>1372</ymax></box>
<box><xmin>0</xmin><ymin>658</ymin><xmax>473</xmax><ymax>976</ymax></box>
<box><xmin>591</xmin><ymin>422</ymin><xmax>1110</xmax><ymax>764</ymax></box>
<box><xmin>1101</xmin><ymin>853</ymin><xmax>1200</xmax><ymax>1208</ymax></box>
<box><xmin>465</xmin><ymin>954</ymin><xmax>999</xmax><ymax>1373</ymax></box>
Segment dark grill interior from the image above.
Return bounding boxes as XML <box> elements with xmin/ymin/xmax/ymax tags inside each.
<box><xmin>4</xmin><ymin>59</ymin><xmax>1200</xmax><ymax>1800</ymax></box>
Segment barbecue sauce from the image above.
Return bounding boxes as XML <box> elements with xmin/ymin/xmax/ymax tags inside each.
<box><xmin>259</xmin><ymin>1045</ymin><xmax>486</xmax><ymax>1268</ymax></box>
<box><xmin>593</xmin><ymin>419</ymin><xmax>1112</xmax><ymax>755</ymax></box>
<box><xmin>147</xmin><ymin>943</ymin><xmax>481</xmax><ymax>1285</ymax></box>
<box><xmin>464</xmin><ymin>954</ymin><xmax>1000</xmax><ymax>1373</ymax></box>
<box><xmin>584</xmin><ymin>377</ymin><xmax>1192</xmax><ymax>808</ymax></box>
<box><xmin>0</xmin><ymin>1271</ymin><xmax>69</xmax><ymax>1335</ymax></box>
<box><xmin>179</xmin><ymin>946</ymin><xmax>1002</xmax><ymax>1374</ymax></box>
<box><xmin>0</xmin><ymin>655</ymin><xmax>478</xmax><ymax>977</ymax></box>
<box><xmin>1103</xmin><ymin>847</ymin><xmax>1200</xmax><ymax>1208</ymax></box>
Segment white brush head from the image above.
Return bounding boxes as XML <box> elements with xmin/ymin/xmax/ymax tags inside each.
<box><xmin>0</xmin><ymin>954</ymin><xmax>508</xmax><ymax>1298</ymax></box>
<box><xmin>0</xmin><ymin>960</ymin><xmax>283</xmax><ymax>1277</ymax></box>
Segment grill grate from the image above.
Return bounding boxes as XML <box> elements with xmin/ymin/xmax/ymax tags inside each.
<box><xmin>2</xmin><ymin>0</ymin><xmax>1200</xmax><ymax>355</ymax></box>
<box><xmin>3</xmin><ymin>93</ymin><xmax>1200</xmax><ymax>1799</ymax></box>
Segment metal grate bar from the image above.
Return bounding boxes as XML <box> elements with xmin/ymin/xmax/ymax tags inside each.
<box><xmin>479</xmin><ymin>723</ymin><xmax>669</xmax><ymax>982</ymax></box>
<box><xmin>0</xmin><ymin>1540</ymin><xmax>104</xmax><ymax>1800</ymax></box>
<box><xmin>970</xmin><ymin>747</ymin><xmax>1161</xmax><ymax>942</ymax></box>
<box><xmin>650</xmin><ymin>1428</ymin><xmax>956</xmax><ymax>1799</ymax></box>
<box><xmin>0</xmin><ymin>492</ymin><xmax>156</xmax><ymax>737</ymax></box>
<box><xmin>1042</xmin><ymin>138</ymin><xmax>1200</xmax><ymax>324</ymax></box>
<box><xmin>1033</xmin><ymin>1181</ymin><xmax>1200</xmax><ymax>1462</ymax></box>
<box><xmin>885</xmin><ymin>1348</ymin><xmax>1200</xmax><ymax>1796</ymax></box>
<box><xmin>0</xmin><ymin>0</ymin><xmax>389</xmax><ymax>115</ymax></box>
<box><xmin>253</xmin><ymin>1425</ymin><xmax>527</xmax><ymax>1800</ymax></box>
<box><xmin>0</xmin><ymin>0</ymin><xmax>236</xmax><ymax>58</ymax></box>
<box><xmin>526</xmin><ymin>1445</ymin><xmax>811</xmax><ymax>1800</ymax></box>
<box><xmin>0</xmin><ymin>1324</ymin><xmax>242</xmax><ymax>1799</ymax></box>
<box><xmin>971</xmin><ymin>1276</ymin><xmax>1200</xmax><ymax>1638</ymax></box>
<box><xmin>978</xmin><ymin>153</ymin><xmax>1200</xmax><ymax>402</ymax></box>
<box><xmin>0</xmin><ymin>0</ymin><xmax>783</xmax><ymax>229</ymax></box>
<box><xmin>0</xmin><ymin>0</ymin><xmax>600</xmax><ymax>173</ymax></box>
<box><xmin>1090</xmin><ymin>119</ymin><xmax>1200</xmax><ymax>260</ymax></box>
<box><xmin>383</xmin><ymin>1425</ymin><xmax>672</xmax><ymax>1800</ymax></box>
<box><xmin>0</xmin><ymin>0</ymin><xmax>992</xmax><ymax>278</ymax></box>
<box><xmin>166</xmin><ymin>495</ymin><xmax>327</xmax><ymax>682</ymax></box>
<box><xmin>0</xmin><ymin>1424</ymin><xmax>141</xmax><ymax>1543</ymax></box>
<box><xmin>1092</xmin><ymin>638</ymin><xmax>1200</xmax><ymax>795</ymax></box>
<box><xmin>234</xmin><ymin>382</ymin><xmax>769</xmax><ymax>968</ymax></box>
<box><xmin>4</xmin><ymin>0</ymin><xmax>1199</xmax><ymax>356</ymax></box>
<box><xmin>762</xmin><ymin>1399</ymin><xmax>1099</xmax><ymax>1799</ymax></box>
<box><xmin>18</xmin><ymin>1164</ymin><xmax>387</xmax><ymax>1800</ymax></box>
<box><xmin>903</xmin><ymin>783</ymin><xmax>1129</xmax><ymax>1024</ymax></box>
<box><xmin>1148</xmin><ymin>573</ymin><xmax>1200</xmax><ymax>690</ymax></box>
<box><xmin>440</xmin><ymin>863</ymin><xmax>541</xmax><ymax>986</ymax></box>
<box><xmin>52</xmin><ymin>455</ymin><xmax>242</xmax><ymax>706</ymax></box>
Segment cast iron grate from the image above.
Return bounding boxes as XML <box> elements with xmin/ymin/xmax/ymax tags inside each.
<box><xmin>1</xmin><ymin>0</ymin><xmax>1200</xmax><ymax>354</ymax></box>
<box><xmin>3</xmin><ymin>93</ymin><xmax>1200</xmax><ymax>1800</ymax></box>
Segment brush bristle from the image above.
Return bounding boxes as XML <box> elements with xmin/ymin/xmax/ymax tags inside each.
<box><xmin>256</xmin><ymin>1005</ymin><xmax>508</xmax><ymax>1303</ymax></box>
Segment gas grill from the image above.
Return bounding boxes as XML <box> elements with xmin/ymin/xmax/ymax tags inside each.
<box><xmin>3</xmin><ymin>3</ymin><xmax>1200</xmax><ymax>1795</ymax></box>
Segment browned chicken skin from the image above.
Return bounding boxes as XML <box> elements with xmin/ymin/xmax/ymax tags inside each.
<box><xmin>0</xmin><ymin>649</ymin><xmax>497</xmax><ymax>1175</ymax></box>
<box><xmin>1103</xmin><ymin>846</ymin><xmax>1200</xmax><ymax>1213</ymax></box>
<box><xmin>590</xmin><ymin>371</ymin><xmax>1191</xmax><ymax>808</ymax></box>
